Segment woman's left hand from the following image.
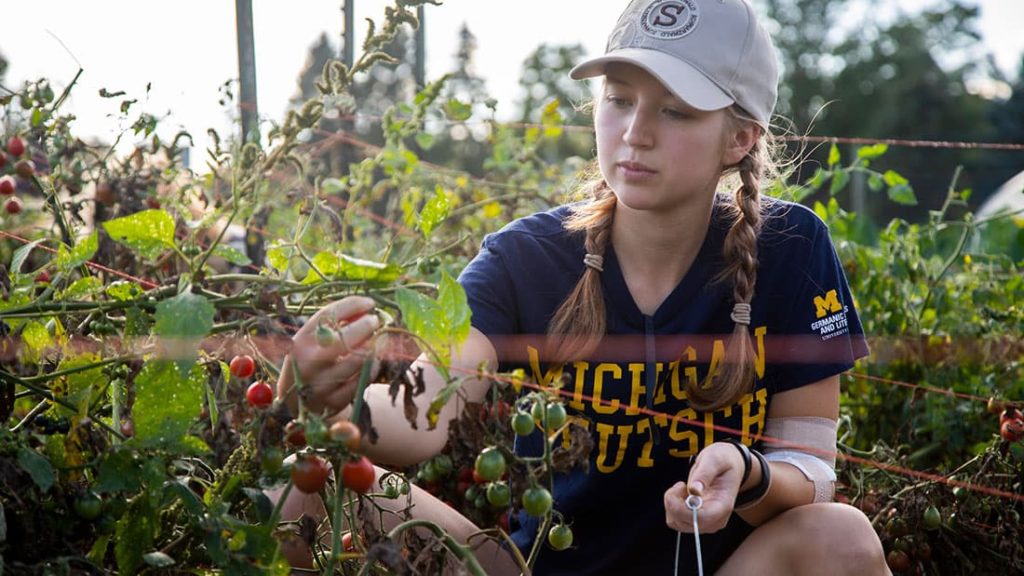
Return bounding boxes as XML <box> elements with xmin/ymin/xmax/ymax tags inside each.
<box><xmin>664</xmin><ymin>442</ymin><xmax>746</xmax><ymax>533</ymax></box>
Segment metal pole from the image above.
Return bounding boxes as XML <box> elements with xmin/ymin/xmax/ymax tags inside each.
<box><xmin>235</xmin><ymin>0</ymin><xmax>258</xmax><ymax>143</ymax></box>
<box><xmin>415</xmin><ymin>5</ymin><xmax>426</xmax><ymax>88</ymax></box>
<box><xmin>343</xmin><ymin>0</ymin><xmax>355</xmax><ymax>69</ymax></box>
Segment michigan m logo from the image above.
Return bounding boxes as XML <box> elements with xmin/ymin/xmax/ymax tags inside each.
<box><xmin>813</xmin><ymin>289</ymin><xmax>842</xmax><ymax>319</ymax></box>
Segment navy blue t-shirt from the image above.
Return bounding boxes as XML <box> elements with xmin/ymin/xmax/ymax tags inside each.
<box><xmin>458</xmin><ymin>198</ymin><xmax>869</xmax><ymax>575</ymax></box>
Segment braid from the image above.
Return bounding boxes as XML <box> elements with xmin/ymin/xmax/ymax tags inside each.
<box><xmin>547</xmin><ymin>182</ymin><xmax>616</xmax><ymax>363</ymax></box>
<box><xmin>687</xmin><ymin>139</ymin><xmax>765</xmax><ymax>412</ymax></box>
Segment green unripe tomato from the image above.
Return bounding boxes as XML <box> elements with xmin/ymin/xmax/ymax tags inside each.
<box><xmin>261</xmin><ymin>447</ymin><xmax>284</xmax><ymax>475</ymax></box>
<box><xmin>531</xmin><ymin>399</ymin><xmax>546</xmax><ymax>423</ymax></box>
<box><xmin>474</xmin><ymin>447</ymin><xmax>506</xmax><ymax>482</ymax></box>
<box><xmin>486</xmin><ymin>482</ymin><xmax>511</xmax><ymax>508</ymax></box>
<box><xmin>922</xmin><ymin>505</ymin><xmax>942</xmax><ymax>531</ymax></box>
<box><xmin>548</xmin><ymin>524</ymin><xmax>573</xmax><ymax>551</ymax></box>
<box><xmin>74</xmin><ymin>491</ymin><xmax>103</xmax><ymax>520</ymax></box>
<box><xmin>545</xmin><ymin>403</ymin><xmax>567</xmax><ymax>430</ymax></box>
<box><xmin>511</xmin><ymin>411</ymin><xmax>535</xmax><ymax>436</ymax></box>
<box><xmin>522</xmin><ymin>486</ymin><xmax>553</xmax><ymax>517</ymax></box>
<box><xmin>434</xmin><ymin>454</ymin><xmax>454</xmax><ymax>477</ymax></box>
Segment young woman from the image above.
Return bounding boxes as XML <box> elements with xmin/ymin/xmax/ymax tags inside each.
<box><xmin>277</xmin><ymin>0</ymin><xmax>890</xmax><ymax>573</ymax></box>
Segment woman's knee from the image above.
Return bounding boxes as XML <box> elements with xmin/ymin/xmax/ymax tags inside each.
<box><xmin>784</xmin><ymin>503</ymin><xmax>887</xmax><ymax>569</ymax></box>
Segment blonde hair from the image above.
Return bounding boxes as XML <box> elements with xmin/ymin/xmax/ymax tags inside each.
<box><xmin>546</xmin><ymin>106</ymin><xmax>779</xmax><ymax>412</ymax></box>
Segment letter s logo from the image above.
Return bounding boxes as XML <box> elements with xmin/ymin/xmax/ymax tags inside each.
<box><xmin>653</xmin><ymin>4</ymin><xmax>685</xmax><ymax>28</ymax></box>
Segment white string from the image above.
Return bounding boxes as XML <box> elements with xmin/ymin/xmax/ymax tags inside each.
<box><xmin>675</xmin><ymin>494</ymin><xmax>704</xmax><ymax>576</ymax></box>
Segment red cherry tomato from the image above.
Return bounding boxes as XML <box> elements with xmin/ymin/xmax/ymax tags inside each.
<box><xmin>14</xmin><ymin>159</ymin><xmax>35</xmax><ymax>179</ymax></box>
<box><xmin>285</xmin><ymin>421</ymin><xmax>307</xmax><ymax>447</ymax></box>
<box><xmin>7</xmin><ymin>136</ymin><xmax>25</xmax><ymax>157</ymax></box>
<box><xmin>0</xmin><ymin>150</ymin><xmax>7</xmax><ymax>169</ymax></box>
<box><xmin>120</xmin><ymin>420</ymin><xmax>134</xmax><ymax>438</ymax></box>
<box><xmin>0</xmin><ymin>176</ymin><xmax>14</xmax><ymax>196</ymax></box>
<box><xmin>229</xmin><ymin>354</ymin><xmax>256</xmax><ymax>379</ymax></box>
<box><xmin>342</xmin><ymin>455</ymin><xmax>376</xmax><ymax>494</ymax></box>
<box><xmin>1000</xmin><ymin>417</ymin><xmax>1024</xmax><ymax>442</ymax></box>
<box><xmin>35</xmin><ymin>270</ymin><xmax>51</xmax><ymax>283</ymax></box>
<box><xmin>329</xmin><ymin>420</ymin><xmax>362</xmax><ymax>451</ymax></box>
<box><xmin>246</xmin><ymin>381</ymin><xmax>274</xmax><ymax>409</ymax></box>
<box><xmin>4</xmin><ymin>197</ymin><xmax>22</xmax><ymax>215</ymax></box>
<box><xmin>291</xmin><ymin>455</ymin><xmax>330</xmax><ymax>494</ymax></box>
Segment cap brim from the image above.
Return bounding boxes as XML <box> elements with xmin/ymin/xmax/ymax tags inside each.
<box><xmin>570</xmin><ymin>48</ymin><xmax>734</xmax><ymax>112</ymax></box>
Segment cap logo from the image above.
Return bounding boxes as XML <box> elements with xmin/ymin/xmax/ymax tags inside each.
<box><xmin>640</xmin><ymin>0</ymin><xmax>700</xmax><ymax>39</ymax></box>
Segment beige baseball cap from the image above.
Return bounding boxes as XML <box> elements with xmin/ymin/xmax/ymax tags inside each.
<box><xmin>570</xmin><ymin>0</ymin><xmax>779</xmax><ymax>128</ymax></box>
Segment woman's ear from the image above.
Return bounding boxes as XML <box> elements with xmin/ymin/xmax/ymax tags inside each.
<box><xmin>723</xmin><ymin>122</ymin><xmax>760</xmax><ymax>167</ymax></box>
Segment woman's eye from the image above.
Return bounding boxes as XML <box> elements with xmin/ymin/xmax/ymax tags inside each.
<box><xmin>606</xmin><ymin>95</ymin><xmax>631</xmax><ymax>107</ymax></box>
<box><xmin>662</xmin><ymin>108</ymin><xmax>688</xmax><ymax>120</ymax></box>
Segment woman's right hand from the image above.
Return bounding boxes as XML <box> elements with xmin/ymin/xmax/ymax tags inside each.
<box><xmin>277</xmin><ymin>296</ymin><xmax>380</xmax><ymax>416</ymax></box>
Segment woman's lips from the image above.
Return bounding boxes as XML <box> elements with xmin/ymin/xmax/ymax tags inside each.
<box><xmin>617</xmin><ymin>161</ymin><xmax>657</xmax><ymax>181</ymax></box>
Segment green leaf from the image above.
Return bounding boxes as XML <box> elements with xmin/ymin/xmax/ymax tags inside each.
<box><xmin>827</xmin><ymin>143</ymin><xmax>841</xmax><ymax>168</ymax></box>
<box><xmin>437</xmin><ymin>272</ymin><xmax>471</xmax><ymax>344</ymax></box>
<box><xmin>882</xmin><ymin>170</ymin><xmax>909</xmax><ymax>187</ymax></box>
<box><xmin>11</xmin><ymin>239</ymin><xmax>44</xmax><ymax>274</ymax></box>
<box><xmin>211</xmin><ymin>244</ymin><xmax>252</xmax><ymax>266</ymax></box>
<box><xmin>241</xmin><ymin>487</ymin><xmax>273</xmax><ymax>523</ymax></box>
<box><xmin>57</xmin><ymin>277</ymin><xmax>103</xmax><ymax>300</ymax></box>
<box><xmin>322</xmin><ymin>178</ymin><xmax>346</xmax><ymax>194</ymax></box>
<box><xmin>415</xmin><ymin>132</ymin><xmax>436</xmax><ymax>150</ymax></box>
<box><xmin>443</xmin><ymin>98</ymin><xmax>472</xmax><ymax>122</ymax></box>
<box><xmin>115</xmin><ymin>498</ymin><xmax>156</xmax><ymax>575</ymax></box>
<box><xmin>95</xmin><ymin>449</ymin><xmax>145</xmax><ymax>493</ymax></box>
<box><xmin>103</xmin><ymin>209</ymin><xmax>175</xmax><ymax>260</ymax></box>
<box><xmin>55</xmin><ymin>231</ymin><xmax>98</xmax><ymax>270</ymax></box>
<box><xmin>133</xmin><ymin>361</ymin><xmax>205</xmax><ymax>448</ymax></box>
<box><xmin>165</xmin><ymin>480</ymin><xmax>205</xmax><ymax>516</ymax></box>
<box><xmin>805</xmin><ymin>168</ymin><xmax>829</xmax><ymax>190</ymax></box>
<box><xmin>154</xmin><ymin>291</ymin><xmax>215</xmax><ymax>375</ymax></box>
<box><xmin>0</xmin><ymin>501</ymin><xmax>6</xmax><ymax>542</ymax></box>
<box><xmin>21</xmin><ymin>321</ymin><xmax>54</xmax><ymax>364</ymax></box>
<box><xmin>867</xmin><ymin>173</ymin><xmax>884</xmax><ymax>192</ymax></box>
<box><xmin>301</xmin><ymin>252</ymin><xmax>402</xmax><ymax>284</ymax></box>
<box><xmin>266</xmin><ymin>244</ymin><xmax>291</xmax><ymax>274</ymax></box>
<box><xmin>106</xmin><ymin>281</ymin><xmax>143</xmax><ymax>301</ymax></box>
<box><xmin>856</xmin><ymin>143</ymin><xmax>888</xmax><ymax>160</ymax></box>
<box><xmin>419</xmin><ymin>185</ymin><xmax>450</xmax><ymax>238</ymax></box>
<box><xmin>829</xmin><ymin>170</ymin><xmax>851</xmax><ymax>195</ymax></box>
<box><xmin>17</xmin><ymin>447</ymin><xmax>55</xmax><ymax>492</ymax></box>
<box><xmin>52</xmin><ymin>353</ymin><xmax>104</xmax><ymax>417</ymax></box>
<box><xmin>888</xmin><ymin>184</ymin><xmax>918</xmax><ymax>206</ymax></box>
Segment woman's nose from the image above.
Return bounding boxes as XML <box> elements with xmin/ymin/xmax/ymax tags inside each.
<box><xmin>623</xmin><ymin>109</ymin><xmax>654</xmax><ymax>148</ymax></box>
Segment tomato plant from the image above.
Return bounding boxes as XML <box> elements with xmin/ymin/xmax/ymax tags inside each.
<box><xmin>246</xmin><ymin>381</ymin><xmax>274</xmax><ymax>408</ymax></box>
<box><xmin>229</xmin><ymin>354</ymin><xmax>256</xmax><ymax>379</ymax></box>
<box><xmin>548</xmin><ymin>524</ymin><xmax>573</xmax><ymax>551</ymax></box>
<box><xmin>291</xmin><ymin>455</ymin><xmax>330</xmax><ymax>494</ymax></box>
<box><xmin>6</xmin><ymin>135</ymin><xmax>25</xmax><ymax>156</ymax></box>
<box><xmin>522</xmin><ymin>486</ymin><xmax>553</xmax><ymax>517</ymax></box>
<box><xmin>73</xmin><ymin>492</ymin><xmax>103</xmax><ymax>521</ymax></box>
<box><xmin>329</xmin><ymin>419</ymin><xmax>362</xmax><ymax>451</ymax></box>
<box><xmin>342</xmin><ymin>455</ymin><xmax>376</xmax><ymax>494</ymax></box>
<box><xmin>474</xmin><ymin>447</ymin><xmax>506</xmax><ymax>482</ymax></box>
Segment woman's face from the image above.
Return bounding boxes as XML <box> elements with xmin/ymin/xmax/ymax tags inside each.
<box><xmin>595</xmin><ymin>63</ymin><xmax>745</xmax><ymax>215</ymax></box>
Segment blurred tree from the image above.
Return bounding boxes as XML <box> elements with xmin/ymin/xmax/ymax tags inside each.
<box><xmin>760</xmin><ymin>0</ymin><xmax>1008</xmax><ymax>224</ymax></box>
<box><xmin>422</xmin><ymin>23</ymin><xmax>494</xmax><ymax>174</ymax></box>
<box><xmin>516</xmin><ymin>44</ymin><xmax>590</xmax><ymax>126</ymax></box>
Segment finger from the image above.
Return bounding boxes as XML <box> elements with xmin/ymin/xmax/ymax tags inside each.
<box><xmin>298</xmin><ymin>296</ymin><xmax>376</xmax><ymax>339</ymax></box>
<box><xmin>338</xmin><ymin>314</ymin><xmax>381</xmax><ymax>353</ymax></box>
<box><xmin>664</xmin><ymin>482</ymin><xmax>694</xmax><ymax>533</ymax></box>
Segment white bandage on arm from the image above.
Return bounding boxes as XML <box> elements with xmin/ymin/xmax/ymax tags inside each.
<box><xmin>762</xmin><ymin>416</ymin><xmax>838</xmax><ymax>503</ymax></box>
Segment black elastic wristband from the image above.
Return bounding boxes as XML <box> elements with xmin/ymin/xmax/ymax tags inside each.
<box><xmin>723</xmin><ymin>438</ymin><xmax>752</xmax><ymax>487</ymax></box>
<box><xmin>735</xmin><ymin>448</ymin><xmax>771</xmax><ymax>509</ymax></box>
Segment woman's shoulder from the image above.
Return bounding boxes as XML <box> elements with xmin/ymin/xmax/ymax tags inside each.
<box><xmin>757</xmin><ymin>197</ymin><xmax>829</xmax><ymax>250</ymax></box>
<box><xmin>483</xmin><ymin>204</ymin><xmax>580</xmax><ymax>249</ymax></box>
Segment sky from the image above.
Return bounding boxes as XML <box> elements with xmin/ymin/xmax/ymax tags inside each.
<box><xmin>1</xmin><ymin>0</ymin><xmax>1022</xmax><ymax>164</ymax></box>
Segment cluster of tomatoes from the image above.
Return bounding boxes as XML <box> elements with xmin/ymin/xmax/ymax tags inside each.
<box><xmin>229</xmin><ymin>353</ymin><xmax>377</xmax><ymax>498</ymax></box>
<box><xmin>0</xmin><ymin>135</ymin><xmax>36</xmax><ymax>216</ymax></box>
<box><xmin>988</xmin><ymin>398</ymin><xmax>1024</xmax><ymax>442</ymax></box>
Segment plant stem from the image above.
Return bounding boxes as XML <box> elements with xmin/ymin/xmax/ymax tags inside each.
<box><xmin>384</xmin><ymin>519</ymin><xmax>487</xmax><ymax>576</ymax></box>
